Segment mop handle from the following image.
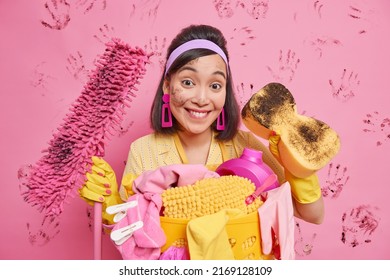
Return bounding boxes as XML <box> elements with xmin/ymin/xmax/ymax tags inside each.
<box><xmin>93</xmin><ymin>202</ymin><xmax>103</xmax><ymax>260</ymax></box>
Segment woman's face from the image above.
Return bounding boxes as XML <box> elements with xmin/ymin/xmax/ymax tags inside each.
<box><xmin>164</xmin><ymin>54</ymin><xmax>227</xmax><ymax>136</ymax></box>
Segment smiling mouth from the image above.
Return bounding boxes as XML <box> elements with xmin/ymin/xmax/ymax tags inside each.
<box><xmin>187</xmin><ymin>109</ymin><xmax>209</xmax><ymax>119</ymax></box>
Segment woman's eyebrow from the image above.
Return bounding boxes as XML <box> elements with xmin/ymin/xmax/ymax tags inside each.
<box><xmin>213</xmin><ymin>70</ymin><xmax>226</xmax><ymax>80</ymax></box>
<box><xmin>178</xmin><ymin>67</ymin><xmax>226</xmax><ymax>80</ymax></box>
<box><xmin>178</xmin><ymin>66</ymin><xmax>197</xmax><ymax>73</ymax></box>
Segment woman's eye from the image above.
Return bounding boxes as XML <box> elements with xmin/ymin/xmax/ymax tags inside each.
<box><xmin>182</xmin><ymin>79</ymin><xmax>194</xmax><ymax>87</ymax></box>
<box><xmin>211</xmin><ymin>83</ymin><xmax>222</xmax><ymax>90</ymax></box>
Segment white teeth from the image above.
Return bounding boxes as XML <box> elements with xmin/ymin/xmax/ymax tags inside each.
<box><xmin>189</xmin><ymin>110</ymin><xmax>207</xmax><ymax>118</ymax></box>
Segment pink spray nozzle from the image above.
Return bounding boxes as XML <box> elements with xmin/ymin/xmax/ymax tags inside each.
<box><xmin>216</xmin><ymin>148</ymin><xmax>279</xmax><ymax>191</ymax></box>
<box><xmin>245</xmin><ymin>174</ymin><xmax>278</xmax><ymax>205</ymax></box>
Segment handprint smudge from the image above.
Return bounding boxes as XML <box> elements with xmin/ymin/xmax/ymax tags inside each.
<box><xmin>347</xmin><ymin>1</ymin><xmax>376</xmax><ymax>35</ymax></box>
<box><xmin>19</xmin><ymin>165</ymin><xmax>61</xmax><ymax>246</ymax></box>
<box><xmin>41</xmin><ymin>0</ymin><xmax>71</xmax><ymax>30</ymax></box>
<box><xmin>245</xmin><ymin>0</ymin><xmax>269</xmax><ymax>20</ymax></box>
<box><xmin>362</xmin><ymin>111</ymin><xmax>390</xmax><ymax>146</ymax></box>
<box><xmin>341</xmin><ymin>204</ymin><xmax>380</xmax><ymax>247</ymax></box>
<box><xmin>295</xmin><ymin>221</ymin><xmax>317</xmax><ymax>257</ymax></box>
<box><xmin>30</xmin><ymin>62</ymin><xmax>56</xmax><ymax>94</ymax></box>
<box><xmin>213</xmin><ymin>0</ymin><xmax>269</xmax><ymax>20</ymax></box>
<box><xmin>349</xmin><ymin>5</ymin><xmax>362</xmax><ymax>19</ymax></box>
<box><xmin>305</xmin><ymin>35</ymin><xmax>342</xmax><ymax>59</ymax></box>
<box><xmin>349</xmin><ymin>5</ymin><xmax>366</xmax><ymax>34</ymax></box>
<box><xmin>94</xmin><ymin>24</ymin><xmax>116</xmax><ymax>44</ymax></box>
<box><xmin>144</xmin><ymin>36</ymin><xmax>167</xmax><ymax>73</ymax></box>
<box><xmin>329</xmin><ymin>68</ymin><xmax>360</xmax><ymax>102</ymax></box>
<box><xmin>313</xmin><ymin>0</ymin><xmax>324</xmax><ymax>18</ymax></box>
<box><xmin>213</xmin><ymin>0</ymin><xmax>235</xmax><ymax>19</ymax></box>
<box><xmin>322</xmin><ymin>162</ymin><xmax>350</xmax><ymax>199</ymax></box>
<box><xmin>267</xmin><ymin>49</ymin><xmax>300</xmax><ymax>83</ymax></box>
<box><xmin>76</xmin><ymin>0</ymin><xmax>107</xmax><ymax>14</ymax></box>
<box><xmin>26</xmin><ymin>216</ymin><xmax>60</xmax><ymax>246</ymax></box>
<box><xmin>130</xmin><ymin>0</ymin><xmax>162</xmax><ymax>21</ymax></box>
<box><xmin>229</xmin><ymin>26</ymin><xmax>256</xmax><ymax>47</ymax></box>
<box><xmin>66</xmin><ymin>51</ymin><xmax>89</xmax><ymax>81</ymax></box>
<box><xmin>236</xmin><ymin>82</ymin><xmax>253</xmax><ymax>108</ymax></box>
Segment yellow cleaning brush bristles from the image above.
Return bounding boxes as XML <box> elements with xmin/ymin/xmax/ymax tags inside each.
<box><xmin>161</xmin><ymin>175</ymin><xmax>263</xmax><ymax>219</ymax></box>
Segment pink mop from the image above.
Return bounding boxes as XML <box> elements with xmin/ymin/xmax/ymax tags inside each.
<box><xmin>22</xmin><ymin>38</ymin><xmax>151</xmax><ymax>259</ymax></box>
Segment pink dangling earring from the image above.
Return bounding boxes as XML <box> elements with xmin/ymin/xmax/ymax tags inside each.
<box><xmin>216</xmin><ymin>108</ymin><xmax>225</xmax><ymax>131</ymax></box>
<box><xmin>161</xmin><ymin>93</ymin><xmax>173</xmax><ymax>128</ymax></box>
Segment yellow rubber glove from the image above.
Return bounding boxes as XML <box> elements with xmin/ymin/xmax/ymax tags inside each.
<box><xmin>269</xmin><ymin>131</ymin><xmax>321</xmax><ymax>204</ymax></box>
<box><xmin>79</xmin><ymin>156</ymin><xmax>123</xmax><ymax>224</ymax></box>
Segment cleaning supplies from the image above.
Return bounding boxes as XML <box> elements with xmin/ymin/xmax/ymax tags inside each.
<box><xmin>22</xmin><ymin>38</ymin><xmax>151</xmax><ymax>218</ymax></box>
<box><xmin>216</xmin><ymin>147</ymin><xmax>279</xmax><ymax>191</ymax></box>
<box><xmin>245</xmin><ymin>174</ymin><xmax>278</xmax><ymax>205</ymax></box>
<box><xmin>161</xmin><ymin>175</ymin><xmax>263</xmax><ymax>219</ymax></box>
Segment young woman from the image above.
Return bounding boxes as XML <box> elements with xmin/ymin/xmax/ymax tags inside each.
<box><xmin>80</xmin><ymin>24</ymin><xmax>324</xmax><ymax>226</ymax></box>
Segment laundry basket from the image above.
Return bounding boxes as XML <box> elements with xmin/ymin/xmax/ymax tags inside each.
<box><xmin>160</xmin><ymin>210</ymin><xmax>274</xmax><ymax>260</ymax></box>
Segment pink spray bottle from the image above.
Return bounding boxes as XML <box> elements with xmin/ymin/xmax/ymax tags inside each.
<box><xmin>216</xmin><ymin>148</ymin><xmax>280</xmax><ymax>202</ymax></box>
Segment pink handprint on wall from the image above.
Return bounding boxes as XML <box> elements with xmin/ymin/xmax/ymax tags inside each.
<box><xmin>329</xmin><ymin>68</ymin><xmax>360</xmax><ymax>102</ymax></box>
<box><xmin>40</xmin><ymin>0</ymin><xmax>71</xmax><ymax>30</ymax></box>
<box><xmin>313</xmin><ymin>0</ymin><xmax>324</xmax><ymax>19</ymax></box>
<box><xmin>341</xmin><ymin>204</ymin><xmax>380</xmax><ymax>247</ymax></box>
<box><xmin>30</xmin><ymin>62</ymin><xmax>56</xmax><ymax>94</ymax></box>
<box><xmin>93</xmin><ymin>24</ymin><xmax>116</xmax><ymax>44</ymax></box>
<box><xmin>294</xmin><ymin>221</ymin><xmax>317</xmax><ymax>257</ymax></box>
<box><xmin>347</xmin><ymin>1</ymin><xmax>375</xmax><ymax>35</ymax></box>
<box><xmin>213</xmin><ymin>0</ymin><xmax>269</xmax><ymax>20</ymax></box>
<box><xmin>19</xmin><ymin>165</ymin><xmax>61</xmax><ymax>246</ymax></box>
<box><xmin>129</xmin><ymin>0</ymin><xmax>162</xmax><ymax>21</ymax></box>
<box><xmin>362</xmin><ymin>111</ymin><xmax>390</xmax><ymax>146</ymax></box>
<box><xmin>267</xmin><ymin>49</ymin><xmax>301</xmax><ymax>83</ymax></box>
<box><xmin>213</xmin><ymin>0</ymin><xmax>236</xmax><ymax>18</ymax></box>
<box><xmin>305</xmin><ymin>35</ymin><xmax>342</xmax><ymax>59</ymax></box>
<box><xmin>322</xmin><ymin>162</ymin><xmax>350</xmax><ymax>199</ymax></box>
<box><xmin>76</xmin><ymin>0</ymin><xmax>107</xmax><ymax>14</ymax></box>
<box><xmin>144</xmin><ymin>36</ymin><xmax>167</xmax><ymax>74</ymax></box>
<box><xmin>26</xmin><ymin>216</ymin><xmax>60</xmax><ymax>246</ymax></box>
<box><xmin>235</xmin><ymin>82</ymin><xmax>254</xmax><ymax>108</ymax></box>
<box><xmin>229</xmin><ymin>26</ymin><xmax>256</xmax><ymax>48</ymax></box>
<box><xmin>66</xmin><ymin>51</ymin><xmax>89</xmax><ymax>81</ymax></box>
<box><xmin>244</xmin><ymin>0</ymin><xmax>269</xmax><ymax>20</ymax></box>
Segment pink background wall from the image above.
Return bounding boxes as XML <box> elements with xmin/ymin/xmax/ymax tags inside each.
<box><xmin>1</xmin><ymin>0</ymin><xmax>389</xmax><ymax>260</ymax></box>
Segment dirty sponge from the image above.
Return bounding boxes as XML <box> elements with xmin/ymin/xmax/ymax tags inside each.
<box><xmin>241</xmin><ymin>82</ymin><xmax>341</xmax><ymax>178</ymax></box>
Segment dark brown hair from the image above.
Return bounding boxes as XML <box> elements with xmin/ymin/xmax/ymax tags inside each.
<box><xmin>150</xmin><ymin>24</ymin><xmax>240</xmax><ymax>141</ymax></box>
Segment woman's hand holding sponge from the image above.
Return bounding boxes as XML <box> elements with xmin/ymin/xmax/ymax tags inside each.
<box><xmin>241</xmin><ymin>83</ymin><xmax>340</xmax><ymax>203</ymax></box>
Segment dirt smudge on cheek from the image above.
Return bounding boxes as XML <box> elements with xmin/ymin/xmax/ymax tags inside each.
<box><xmin>170</xmin><ymin>87</ymin><xmax>186</xmax><ymax>106</ymax></box>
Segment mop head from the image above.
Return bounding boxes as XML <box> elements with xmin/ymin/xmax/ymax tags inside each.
<box><xmin>161</xmin><ymin>175</ymin><xmax>264</xmax><ymax>219</ymax></box>
<box><xmin>22</xmin><ymin>38</ymin><xmax>151</xmax><ymax>218</ymax></box>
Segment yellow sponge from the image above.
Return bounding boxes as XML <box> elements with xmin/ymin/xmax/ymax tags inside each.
<box><xmin>161</xmin><ymin>175</ymin><xmax>263</xmax><ymax>219</ymax></box>
<box><xmin>241</xmin><ymin>82</ymin><xmax>341</xmax><ymax>178</ymax></box>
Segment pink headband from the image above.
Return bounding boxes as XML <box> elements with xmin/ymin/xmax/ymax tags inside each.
<box><xmin>164</xmin><ymin>39</ymin><xmax>229</xmax><ymax>76</ymax></box>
